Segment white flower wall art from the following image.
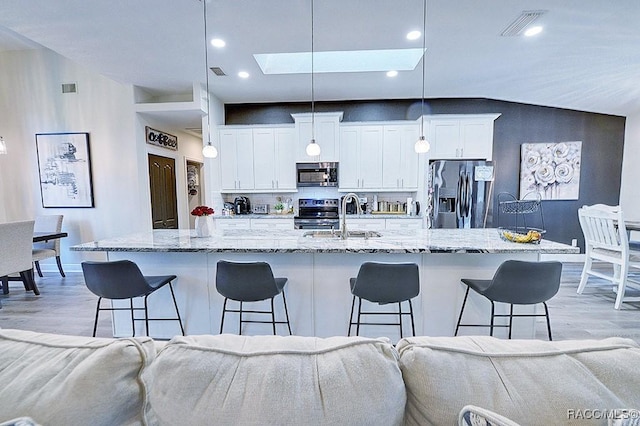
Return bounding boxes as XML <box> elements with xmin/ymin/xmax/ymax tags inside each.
<box><xmin>519</xmin><ymin>141</ymin><xmax>582</xmax><ymax>200</ymax></box>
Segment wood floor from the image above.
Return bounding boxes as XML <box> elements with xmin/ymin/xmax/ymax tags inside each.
<box><xmin>1</xmin><ymin>262</ymin><xmax>639</xmax><ymax>342</ymax></box>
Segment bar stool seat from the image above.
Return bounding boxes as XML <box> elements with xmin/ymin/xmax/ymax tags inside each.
<box><xmin>216</xmin><ymin>260</ymin><xmax>292</xmax><ymax>335</ymax></box>
<box><xmin>81</xmin><ymin>260</ymin><xmax>185</xmax><ymax>337</ymax></box>
<box><xmin>455</xmin><ymin>260</ymin><xmax>562</xmax><ymax>340</ymax></box>
<box><xmin>348</xmin><ymin>262</ymin><xmax>420</xmax><ymax>338</ymax></box>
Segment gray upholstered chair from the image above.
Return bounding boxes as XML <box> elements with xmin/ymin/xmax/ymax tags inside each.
<box><xmin>348</xmin><ymin>262</ymin><xmax>420</xmax><ymax>338</ymax></box>
<box><xmin>0</xmin><ymin>220</ymin><xmax>39</xmax><ymax>299</ymax></box>
<box><xmin>32</xmin><ymin>214</ymin><xmax>65</xmax><ymax>277</ymax></box>
<box><xmin>81</xmin><ymin>260</ymin><xmax>184</xmax><ymax>337</ymax></box>
<box><xmin>455</xmin><ymin>260</ymin><xmax>563</xmax><ymax>340</ymax></box>
<box><xmin>215</xmin><ymin>260</ymin><xmax>292</xmax><ymax>335</ymax></box>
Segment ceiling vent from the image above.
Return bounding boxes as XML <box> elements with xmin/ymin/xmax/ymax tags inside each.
<box><xmin>210</xmin><ymin>67</ymin><xmax>226</xmax><ymax>76</ymax></box>
<box><xmin>61</xmin><ymin>83</ymin><xmax>77</xmax><ymax>93</ymax></box>
<box><xmin>500</xmin><ymin>10</ymin><xmax>547</xmax><ymax>36</ymax></box>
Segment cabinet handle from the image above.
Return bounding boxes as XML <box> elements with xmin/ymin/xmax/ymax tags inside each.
<box><xmin>361</xmin><ymin>178</ymin><xmax>364</xmax><ymax>187</ymax></box>
<box><xmin>401</xmin><ymin>178</ymin><xmax>404</xmax><ymax>188</ymax></box>
<box><xmin>460</xmin><ymin>148</ymin><xmax>464</xmax><ymax>157</ymax></box>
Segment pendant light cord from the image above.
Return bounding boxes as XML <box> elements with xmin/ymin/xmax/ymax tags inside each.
<box><xmin>311</xmin><ymin>0</ymin><xmax>315</xmax><ymax>141</ymax></box>
<box><xmin>420</xmin><ymin>0</ymin><xmax>426</xmax><ymax>136</ymax></box>
<box><xmin>203</xmin><ymin>0</ymin><xmax>212</xmax><ymax>145</ymax></box>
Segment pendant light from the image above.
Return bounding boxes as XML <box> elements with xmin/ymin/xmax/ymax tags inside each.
<box><xmin>201</xmin><ymin>0</ymin><xmax>218</xmax><ymax>159</ymax></box>
<box><xmin>305</xmin><ymin>0</ymin><xmax>321</xmax><ymax>157</ymax></box>
<box><xmin>414</xmin><ymin>0</ymin><xmax>431</xmax><ymax>154</ymax></box>
<box><xmin>0</xmin><ymin>136</ymin><xmax>6</xmax><ymax>155</ymax></box>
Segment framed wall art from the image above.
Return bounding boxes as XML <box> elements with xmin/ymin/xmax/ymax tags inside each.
<box><xmin>519</xmin><ymin>141</ymin><xmax>582</xmax><ymax>200</ymax></box>
<box><xmin>35</xmin><ymin>132</ymin><xmax>95</xmax><ymax>208</ymax></box>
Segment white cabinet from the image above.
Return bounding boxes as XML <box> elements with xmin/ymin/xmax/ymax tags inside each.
<box><xmin>428</xmin><ymin>114</ymin><xmax>501</xmax><ymax>160</ymax></box>
<box><xmin>382</xmin><ymin>124</ymin><xmax>419</xmax><ymax>190</ymax></box>
<box><xmin>292</xmin><ymin>112</ymin><xmax>343</xmax><ymax>162</ymax></box>
<box><xmin>385</xmin><ymin>218</ymin><xmax>423</xmax><ymax>230</ymax></box>
<box><xmin>219</xmin><ymin>128</ymin><xmax>254</xmax><ymax>191</ymax></box>
<box><xmin>215</xmin><ymin>219</ymin><xmax>251</xmax><ymax>230</ymax></box>
<box><xmin>219</xmin><ymin>126</ymin><xmax>296</xmax><ymax>193</ymax></box>
<box><xmin>339</xmin><ymin>125</ymin><xmax>383</xmax><ymax>191</ymax></box>
<box><xmin>345</xmin><ymin>218</ymin><xmax>386</xmax><ymax>230</ymax></box>
<box><xmin>250</xmin><ymin>218</ymin><xmax>294</xmax><ymax>230</ymax></box>
<box><xmin>253</xmin><ymin>127</ymin><xmax>296</xmax><ymax>191</ymax></box>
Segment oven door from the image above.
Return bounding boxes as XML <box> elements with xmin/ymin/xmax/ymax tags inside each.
<box><xmin>294</xmin><ymin>218</ymin><xmax>340</xmax><ymax>230</ymax></box>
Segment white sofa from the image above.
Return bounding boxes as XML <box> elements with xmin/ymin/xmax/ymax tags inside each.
<box><xmin>0</xmin><ymin>328</ymin><xmax>638</xmax><ymax>426</ymax></box>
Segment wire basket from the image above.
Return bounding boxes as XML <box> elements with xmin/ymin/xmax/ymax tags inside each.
<box><xmin>499</xmin><ymin>199</ymin><xmax>540</xmax><ymax>214</ymax></box>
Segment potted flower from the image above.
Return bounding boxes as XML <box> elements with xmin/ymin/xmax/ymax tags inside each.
<box><xmin>274</xmin><ymin>202</ymin><xmax>284</xmax><ymax>214</ymax></box>
<box><xmin>191</xmin><ymin>205</ymin><xmax>214</xmax><ymax>237</ymax></box>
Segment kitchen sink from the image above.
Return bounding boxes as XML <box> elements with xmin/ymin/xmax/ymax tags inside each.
<box><xmin>302</xmin><ymin>230</ymin><xmax>382</xmax><ymax>239</ymax></box>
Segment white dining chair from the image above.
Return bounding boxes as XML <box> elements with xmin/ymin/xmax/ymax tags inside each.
<box><xmin>32</xmin><ymin>214</ymin><xmax>65</xmax><ymax>277</ymax></box>
<box><xmin>0</xmin><ymin>220</ymin><xmax>39</xmax><ymax>300</ymax></box>
<box><xmin>577</xmin><ymin>204</ymin><xmax>640</xmax><ymax>309</ymax></box>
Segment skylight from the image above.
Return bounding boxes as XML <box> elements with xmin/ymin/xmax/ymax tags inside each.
<box><xmin>253</xmin><ymin>48</ymin><xmax>426</xmax><ymax>75</ymax></box>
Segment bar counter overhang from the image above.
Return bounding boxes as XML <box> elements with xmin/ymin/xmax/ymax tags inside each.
<box><xmin>71</xmin><ymin>228</ymin><xmax>578</xmax><ymax>339</ymax></box>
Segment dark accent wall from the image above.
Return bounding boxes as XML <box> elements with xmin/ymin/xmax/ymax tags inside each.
<box><xmin>225</xmin><ymin>98</ymin><xmax>626</xmax><ymax>248</ymax></box>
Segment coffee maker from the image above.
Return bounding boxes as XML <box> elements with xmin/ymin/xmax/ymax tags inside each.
<box><xmin>234</xmin><ymin>196</ymin><xmax>251</xmax><ymax>214</ymax></box>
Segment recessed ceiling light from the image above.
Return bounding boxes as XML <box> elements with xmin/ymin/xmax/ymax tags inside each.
<box><xmin>406</xmin><ymin>30</ymin><xmax>421</xmax><ymax>40</ymax></box>
<box><xmin>524</xmin><ymin>26</ymin><xmax>543</xmax><ymax>37</ymax></box>
<box><xmin>386</xmin><ymin>70</ymin><xmax>398</xmax><ymax>77</ymax></box>
<box><xmin>211</xmin><ymin>38</ymin><xmax>226</xmax><ymax>48</ymax></box>
<box><xmin>238</xmin><ymin>71</ymin><xmax>249</xmax><ymax>79</ymax></box>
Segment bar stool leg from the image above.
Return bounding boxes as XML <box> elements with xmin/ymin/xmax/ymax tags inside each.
<box><xmin>270</xmin><ymin>298</ymin><xmax>277</xmax><ymax>335</ymax></box>
<box><xmin>508</xmin><ymin>304</ymin><xmax>514</xmax><ymax>339</ymax></box>
<box><xmin>356</xmin><ymin>298</ymin><xmax>363</xmax><ymax>336</ymax></box>
<box><xmin>238</xmin><ymin>301</ymin><xmax>243</xmax><ymax>335</ymax></box>
<box><xmin>168</xmin><ymin>283</ymin><xmax>185</xmax><ymax>336</ymax></box>
<box><xmin>144</xmin><ymin>295</ymin><xmax>150</xmax><ymax>337</ymax></box>
<box><xmin>408</xmin><ymin>299</ymin><xmax>416</xmax><ymax>337</ymax></box>
<box><xmin>130</xmin><ymin>298</ymin><xmax>136</xmax><ymax>337</ymax></box>
<box><xmin>281</xmin><ymin>291</ymin><xmax>292</xmax><ymax>335</ymax></box>
<box><xmin>398</xmin><ymin>302</ymin><xmax>403</xmax><ymax>339</ymax></box>
<box><xmin>543</xmin><ymin>302</ymin><xmax>553</xmax><ymax>341</ymax></box>
<box><xmin>92</xmin><ymin>297</ymin><xmax>102</xmax><ymax>337</ymax></box>
<box><xmin>348</xmin><ymin>295</ymin><xmax>356</xmax><ymax>336</ymax></box>
<box><xmin>489</xmin><ymin>301</ymin><xmax>495</xmax><ymax>337</ymax></box>
<box><xmin>455</xmin><ymin>287</ymin><xmax>470</xmax><ymax>336</ymax></box>
<box><xmin>219</xmin><ymin>298</ymin><xmax>228</xmax><ymax>334</ymax></box>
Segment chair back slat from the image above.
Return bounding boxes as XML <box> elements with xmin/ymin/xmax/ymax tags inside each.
<box><xmin>578</xmin><ymin>204</ymin><xmax>628</xmax><ymax>255</ymax></box>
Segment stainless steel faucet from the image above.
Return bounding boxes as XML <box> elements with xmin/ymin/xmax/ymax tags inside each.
<box><xmin>340</xmin><ymin>193</ymin><xmax>362</xmax><ymax>239</ymax></box>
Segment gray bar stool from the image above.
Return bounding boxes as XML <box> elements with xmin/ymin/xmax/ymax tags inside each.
<box><xmin>455</xmin><ymin>260</ymin><xmax>562</xmax><ymax>340</ymax></box>
<box><xmin>81</xmin><ymin>260</ymin><xmax>185</xmax><ymax>337</ymax></box>
<box><xmin>216</xmin><ymin>260</ymin><xmax>292</xmax><ymax>335</ymax></box>
<box><xmin>348</xmin><ymin>262</ymin><xmax>420</xmax><ymax>338</ymax></box>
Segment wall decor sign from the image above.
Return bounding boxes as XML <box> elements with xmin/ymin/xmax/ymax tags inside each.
<box><xmin>35</xmin><ymin>132</ymin><xmax>95</xmax><ymax>208</ymax></box>
<box><xmin>519</xmin><ymin>141</ymin><xmax>582</xmax><ymax>200</ymax></box>
<box><xmin>146</xmin><ymin>126</ymin><xmax>178</xmax><ymax>151</ymax></box>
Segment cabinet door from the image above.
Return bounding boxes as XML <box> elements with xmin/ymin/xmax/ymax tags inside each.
<box><xmin>219</xmin><ymin>129</ymin><xmax>240</xmax><ymax>191</ymax></box>
<box><xmin>461</xmin><ymin>120</ymin><xmax>493</xmax><ymax>160</ymax></box>
<box><xmin>215</xmin><ymin>219</ymin><xmax>251</xmax><ymax>230</ymax></box>
<box><xmin>359</xmin><ymin>126</ymin><xmax>383</xmax><ymax>189</ymax></box>
<box><xmin>253</xmin><ymin>128</ymin><xmax>276</xmax><ymax>190</ymax></box>
<box><xmin>250</xmin><ymin>218</ymin><xmax>293</xmax><ymax>230</ymax></box>
<box><xmin>430</xmin><ymin>119</ymin><xmax>461</xmax><ymax>159</ymax></box>
<box><xmin>385</xmin><ymin>219</ymin><xmax>423</xmax><ymax>229</ymax></box>
<box><xmin>235</xmin><ymin>130</ymin><xmax>255</xmax><ymax>190</ymax></box>
<box><xmin>382</xmin><ymin>124</ymin><xmax>419</xmax><ymax>190</ymax></box>
<box><xmin>345</xmin><ymin>218</ymin><xmax>386</xmax><ymax>230</ymax></box>
<box><xmin>274</xmin><ymin>128</ymin><xmax>296</xmax><ymax>190</ymax></box>
<box><xmin>293</xmin><ymin>112</ymin><xmax>342</xmax><ymax>162</ymax></box>
<box><xmin>339</xmin><ymin>127</ymin><xmax>360</xmax><ymax>189</ymax></box>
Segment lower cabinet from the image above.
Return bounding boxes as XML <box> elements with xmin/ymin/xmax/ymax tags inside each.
<box><xmin>215</xmin><ymin>219</ymin><xmax>251</xmax><ymax>230</ymax></box>
<box><xmin>215</xmin><ymin>218</ymin><xmax>294</xmax><ymax>230</ymax></box>
<box><xmin>385</xmin><ymin>219</ymin><xmax>423</xmax><ymax>230</ymax></box>
<box><xmin>345</xmin><ymin>218</ymin><xmax>423</xmax><ymax>230</ymax></box>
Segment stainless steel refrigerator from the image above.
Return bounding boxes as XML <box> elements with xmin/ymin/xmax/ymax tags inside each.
<box><xmin>427</xmin><ymin>160</ymin><xmax>494</xmax><ymax>229</ymax></box>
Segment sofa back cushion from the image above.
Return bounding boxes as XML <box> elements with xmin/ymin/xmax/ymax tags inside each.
<box><xmin>0</xmin><ymin>329</ymin><xmax>155</xmax><ymax>426</ymax></box>
<box><xmin>143</xmin><ymin>334</ymin><xmax>405</xmax><ymax>425</ymax></box>
<box><xmin>397</xmin><ymin>336</ymin><xmax>640</xmax><ymax>426</ymax></box>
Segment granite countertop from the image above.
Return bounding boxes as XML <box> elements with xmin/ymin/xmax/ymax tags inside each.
<box><xmin>71</xmin><ymin>228</ymin><xmax>579</xmax><ymax>254</ymax></box>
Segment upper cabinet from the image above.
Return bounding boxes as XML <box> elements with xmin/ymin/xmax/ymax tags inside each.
<box><xmin>292</xmin><ymin>112</ymin><xmax>343</xmax><ymax>162</ymax></box>
<box><xmin>219</xmin><ymin>126</ymin><xmax>296</xmax><ymax>193</ymax></box>
<box><xmin>339</xmin><ymin>122</ymin><xmax>419</xmax><ymax>192</ymax></box>
<box><xmin>428</xmin><ymin>114</ymin><xmax>501</xmax><ymax>160</ymax></box>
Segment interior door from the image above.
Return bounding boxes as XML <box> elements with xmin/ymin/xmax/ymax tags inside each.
<box><xmin>148</xmin><ymin>154</ymin><xmax>178</xmax><ymax>229</ymax></box>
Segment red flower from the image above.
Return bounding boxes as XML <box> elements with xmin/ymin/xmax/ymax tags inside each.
<box><xmin>191</xmin><ymin>205</ymin><xmax>214</xmax><ymax>216</ymax></box>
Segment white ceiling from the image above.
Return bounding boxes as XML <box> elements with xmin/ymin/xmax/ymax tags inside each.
<box><xmin>1</xmin><ymin>0</ymin><xmax>639</xmax><ymax>123</ymax></box>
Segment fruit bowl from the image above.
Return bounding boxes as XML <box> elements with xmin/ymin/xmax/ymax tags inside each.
<box><xmin>498</xmin><ymin>227</ymin><xmax>545</xmax><ymax>244</ymax></box>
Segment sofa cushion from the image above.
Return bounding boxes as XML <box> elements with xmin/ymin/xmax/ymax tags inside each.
<box><xmin>143</xmin><ymin>334</ymin><xmax>405</xmax><ymax>425</ymax></box>
<box><xmin>397</xmin><ymin>336</ymin><xmax>640</xmax><ymax>426</ymax></box>
<box><xmin>0</xmin><ymin>329</ymin><xmax>155</xmax><ymax>426</ymax></box>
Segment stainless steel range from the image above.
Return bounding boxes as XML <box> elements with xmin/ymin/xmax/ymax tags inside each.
<box><xmin>294</xmin><ymin>199</ymin><xmax>340</xmax><ymax>230</ymax></box>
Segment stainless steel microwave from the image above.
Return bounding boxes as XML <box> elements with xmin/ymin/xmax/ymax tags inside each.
<box><xmin>296</xmin><ymin>162</ymin><xmax>338</xmax><ymax>187</ymax></box>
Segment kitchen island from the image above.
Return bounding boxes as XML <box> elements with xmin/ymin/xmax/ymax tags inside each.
<box><xmin>72</xmin><ymin>228</ymin><xmax>578</xmax><ymax>340</ymax></box>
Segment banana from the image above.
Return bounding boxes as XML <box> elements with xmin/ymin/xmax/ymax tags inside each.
<box><xmin>502</xmin><ymin>229</ymin><xmax>542</xmax><ymax>243</ymax></box>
